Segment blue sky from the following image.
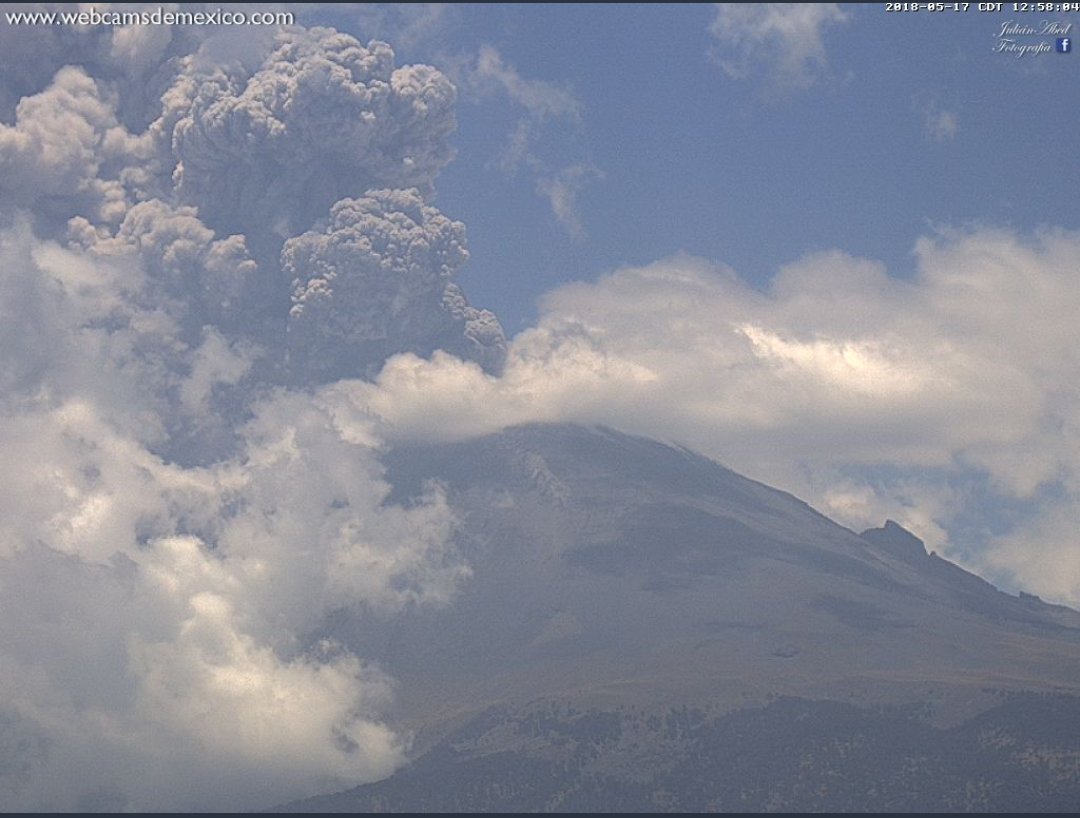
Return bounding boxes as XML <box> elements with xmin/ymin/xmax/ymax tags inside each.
<box><xmin>311</xmin><ymin>4</ymin><xmax>1080</xmax><ymax>331</ymax></box>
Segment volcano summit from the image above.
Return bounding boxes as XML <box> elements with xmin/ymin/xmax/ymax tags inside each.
<box><xmin>276</xmin><ymin>424</ymin><xmax>1080</xmax><ymax>812</ymax></box>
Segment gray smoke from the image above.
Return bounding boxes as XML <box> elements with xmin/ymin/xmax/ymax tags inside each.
<box><xmin>0</xmin><ymin>14</ymin><xmax>502</xmax><ymax>811</ymax></box>
<box><xmin>284</xmin><ymin>189</ymin><xmax>505</xmax><ymax>381</ymax></box>
<box><xmin>169</xmin><ymin>27</ymin><xmax>457</xmax><ymax>243</ymax></box>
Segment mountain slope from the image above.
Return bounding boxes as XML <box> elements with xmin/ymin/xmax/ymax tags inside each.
<box><xmin>278</xmin><ymin>424</ymin><xmax>1080</xmax><ymax>812</ymax></box>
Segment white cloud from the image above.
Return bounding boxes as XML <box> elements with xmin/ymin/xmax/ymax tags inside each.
<box><xmin>455</xmin><ymin>45</ymin><xmax>597</xmax><ymax>238</ymax></box>
<box><xmin>924</xmin><ymin>107</ymin><xmax>959</xmax><ymax>142</ymax></box>
<box><xmin>536</xmin><ymin>163</ymin><xmax>604</xmax><ymax>240</ymax></box>
<box><xmin>985</xmin><ymin>499</ymin><xmax>1080</xmax><ymax>604</ymax></box>
<box><xmin>708</xmin><ymin>3</ymin><xmax>851</xmax><ymax>88</ymax></box>
<box><xmin>0</xmin><ymin>341</ymin><xmax>465</xmax><ymax>809</ymax></box>
<box><xmin>296</xmin><ymin>3</ymin><xmax>456</xmax><ymax>53</ymax></box>
<box><xmin>469</xmin><ymin>44</ymin><xmax>582</xmax><ymax>122</ymax></box>
<box><xmin>331</xmin><ymin>227</ymin><xmax>1080</xmax><ymax>605</ymax></box>
<box><xmin>915</xmin><ymin>93</ymin><xmax>960</xmax><ymax>142</ymax></box>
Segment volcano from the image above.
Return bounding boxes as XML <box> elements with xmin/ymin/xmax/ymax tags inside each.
<box><xmin>275</xmin><ymin>424</ymin><xmax>1080</xmax><ymax>812</ymax></box>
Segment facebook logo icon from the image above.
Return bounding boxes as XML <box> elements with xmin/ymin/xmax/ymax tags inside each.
<box><xmin>1057</xmin><ymin>37</ymin><xmax>1072</xmax><ymax>53</ymax></box>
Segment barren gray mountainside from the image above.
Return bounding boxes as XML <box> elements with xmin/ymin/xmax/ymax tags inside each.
<box><xmin>276</xmin><ymin>424</ymin><xmax>1080</xmax><ymax>812</ymax></box>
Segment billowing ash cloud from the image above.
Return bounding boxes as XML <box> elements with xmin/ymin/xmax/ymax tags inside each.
<box><xmin>284</xmin><ymin>189</ymin><xmax>506</xmax><ymax>381</ymax></box>
<box><xmin>0</xmin><ymin>3</ymin><xmax>216</xmax><ymax>140</ymax></box>
<box><xmin>155</xmin><ymin>24</ymin><xmax>503</xmax><ymax>376</ymax></box>
<box><xmin>0</xmin><ymin>3</ymin><xmax>138</xmax><ymax>119</ymax></box>
<box><xmin>70</xmin><ymin>199</ymin><xmax>259</xmax><ymax>331</ymax></box>
<box><xmin>0</xmin><ymin>66</ymin><xmax>142</xmax><ymax>225</ymax></box>
<box><xmin>0</xmin><ymin>14</ymin><xmax>500</xmax><ymax>812</ymax></box>
<box><xmin>169</xmin><ymin>27</ymin><xmax>457</xmax><ymax>242</ymax></box>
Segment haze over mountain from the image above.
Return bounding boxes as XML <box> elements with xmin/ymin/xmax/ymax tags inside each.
<box><xmin>276</xmin><ymin>423</ymin><xmax>1080</xmax><ymax>812</ymax></box>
